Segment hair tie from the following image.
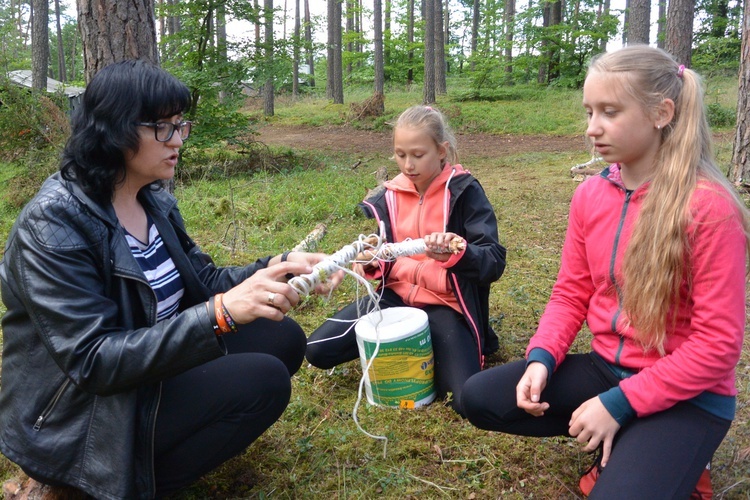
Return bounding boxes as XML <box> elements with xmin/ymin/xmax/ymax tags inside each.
<box><xmin>677</xmin><ymin>64</ymin><xmax>685</xmax><ymax>78</ymax></box>
<box><xmin>425</xmin><ymin>106</ymin><xmax>433</xmax><ymax>111</ymax></box>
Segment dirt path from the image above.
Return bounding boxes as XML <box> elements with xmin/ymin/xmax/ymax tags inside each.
<box><xmin>255</xmin><ymin>124</ymin><xmax>588</xmax><ymax>157</ymax></box>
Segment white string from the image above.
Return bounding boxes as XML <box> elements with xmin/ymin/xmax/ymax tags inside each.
<box><xmin>290</xmin><ymin>228</ymin><xmax>463</xmax><ymax>457</ymax></box>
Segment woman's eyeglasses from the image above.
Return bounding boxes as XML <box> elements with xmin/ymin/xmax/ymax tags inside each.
<box><xmin>137</xmin><ymin>121</ymin><xmax>192</xmax><ymax>142</ymax></box>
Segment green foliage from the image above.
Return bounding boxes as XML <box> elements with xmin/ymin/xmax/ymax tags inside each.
<box><xmin>706</xmin><ymin>102</ymin><xmax>736</xmax><ymax>128</ymax></box>
<box><xmin>0</xmin><ymin>79</ymin><xmax>69</xmax><ymax>158</ymax></box>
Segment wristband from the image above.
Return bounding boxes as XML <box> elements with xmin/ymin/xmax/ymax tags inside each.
<box><xmin>207</xmin><ymin>296</ymin><xmax>222</xmax><ymax>335</ymax></box>
<box><xmin>281</xmin><ymin>251</ymin><xmax>291</xmax><ymax>262</ymax></box>
<box><xmin>220</xmin><ymin>301</ymin><xmax>238</xmax><ymax>333</ymax></box>
<box><xmin>213</xmin><ymin>294</ymin><xmax>232</xmax><ymax>335</ymax></box>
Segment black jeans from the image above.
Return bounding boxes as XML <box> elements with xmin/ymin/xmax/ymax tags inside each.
<box><xmin>461</xmin><ymin>353</ymin><xmax>732</xmax><ymax>499</ymax></box>
<box><xmin>153</xmin><ymin>316</ymin><xmax>306</xmax><ymax>497</ymax></box>
<box><xmin>306</xmin><ymin>288</ymin><xmax>481</xmax><ymax>416</ymax></box>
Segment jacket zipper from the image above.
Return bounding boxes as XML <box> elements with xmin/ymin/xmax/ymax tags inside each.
<box><xmin>610</xmin><ymin>189</ymin><xmax>633</xmax><ymax>365</ymax></box>
<box><xmin>33</xmin><ymin>378</ymin><xmax>71</xmax><ymax>431</ymax></box>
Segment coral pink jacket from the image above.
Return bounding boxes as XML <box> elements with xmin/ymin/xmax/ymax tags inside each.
<box><xmin>527</xmin><ymin>164</ymin><xmax>746</xmax><ymax>420</ymax></box>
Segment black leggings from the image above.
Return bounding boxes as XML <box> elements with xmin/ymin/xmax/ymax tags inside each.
<box><xmin>306</xmin><ymin>288</ymin><xmax>481</xmax><ymax>416</ymax></box>
<box><xmin>153</xmin><ymin>316</ymin><xmax>307</xmax><ymax>497</ymax></box>
<box><xmin>461</xmin><ymin>353</ymin><xmax>732</xmax><ymax>499</ymax></box>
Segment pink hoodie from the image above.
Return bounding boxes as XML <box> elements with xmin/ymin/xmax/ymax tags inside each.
<box><xmin>528</xmin><ymin>164</ymin><xmax>746</xmax><ymax>418</ymax></box>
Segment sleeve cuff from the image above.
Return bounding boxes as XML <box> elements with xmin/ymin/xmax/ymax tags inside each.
<box><xmin>598</xmin><ymin>386</ymin><xmax>636</xmax><ymax>426</ymax></box>
<box><xmin>439</xmin><ymin>247</ymin><xmax>465</xmax><ymax>268</ymax></box>
<box><xmin>527</xmin><ymin>348</ymin><xmax>555</xmax><ymax>384</ymax></box>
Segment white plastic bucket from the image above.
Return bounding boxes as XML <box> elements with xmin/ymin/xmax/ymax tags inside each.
<box><xmin>354</xmin><ymin>307</ymin><xmax>436</xmax><ymax>408</ymax></box>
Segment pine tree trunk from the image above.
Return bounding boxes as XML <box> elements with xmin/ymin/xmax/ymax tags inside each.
<box><xmin>435</xmin><ymin>0</ymin><xmax>446</xmax><ymax>94</ymax></box>
<box><xmin>423</xmin><ymin>0</ymin><xmax>435</xmax><ymax>104</ymax></box>
<box><xmin>656</xmin><ymin>0</ymin><xmax>666</xmax><ymax>49</ymax></box>
<box><xmin>263</xmin><ymin>0</ymin><xmax>274</xmax><ymax>116</ymax></box>
<box><xmin>731</xmin><ymin>0</ymin><xmax>750</xmax><ymax>184</ymax></box>
<box><xmin>77</xmin><ymin>0</ymin><xmax>158</xmax><ymax>82</ymax></box>
<box><xmin>628</xmin><ymin>0</ymin><xmax>651</xmax><ymax>45</ymax></box>
<box><xmin>293</xmin><ymin>0</ymin><xmax>301</xmax><ymax>96</ymax></box>
<box><xmin>31</xmin><ymin>0</ymin><xmax>49</xmax><ymax>90</ymax></box>
<box><xmin>305</xmin><ymin>0</ymin><xmax>315</xmax><ymax>86</ymax></box>
<box><xmin>374</xmin><ymin>0</ymin><xmax>384</xmax><ymax>95</ymax></box>
<box><xmin>665</xmin><ymin>0</ymin><xmax>694</xmax><ymax>66</ymax></box>
<box><xmin>54</xmin><ymin>0</ymin><xmax>66</xmax><ymax>81</ymax></box>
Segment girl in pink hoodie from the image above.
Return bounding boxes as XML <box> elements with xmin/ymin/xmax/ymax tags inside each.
<box><xmin>462</xmin><ymin>46</ymin><xmax>750</xmax><ymax>498</ymax></box>
<box><xmin>306</xmin><ymin>106</ymin><xmax>506</xmax><ymax>416</ymax></box>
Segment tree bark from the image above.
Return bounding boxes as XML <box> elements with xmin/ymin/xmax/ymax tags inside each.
<box><xmin>470</xmin><ymin>0</ymin><xmax>479</xmax><ymax>70</ymax></box>
<box><xmin>54</xmin><ymin>0</ymin><xmax>66</xmax><ymax>81</ymax></box>
<box><xmin>731</xmin><ymin>0</ymin><xmax>750</xmax><ymax>184</ymax></box>
<box><xmin>628</xmin><ymin>0</ymin><xmax>650</xmax><ymax>45</ymax></box>
<box><xmin>407</xmin><ymin>0</ymin><xmax>414</xmax><ymax>84</ymax></box>
<box><xmin>665</xmin><ymin>0</ymin><xmax>694</xmax><ymax>66</ymax></box>
<box><xmin>31</xmin><ymin>0</ymin><xmax>49</xmax><ymax>90</ymax></box>
<box><xmin>423</xmin><ymin>0</ymin><xmax>435</xmax><ymax>104</ymax></box>
<box><xmin>333</xmin><ymin>0</ymin><xmax>344</xmax><ymax>103</ymax></box>
<box><xmin>435</xmin><ymin>0</ymin><xmax>446</xmax><ymax>94</ymax></box>
<box><xmin>263</xmin><ymin>0</ymin><xmax>274</xmax><ymax>116</ymax></box>
<box><xmin>327</xmin><ymin>0</ymin><xmax>335</xmax><ymax>99</ymax></box>
<box><xmin>504</xmin><ymin>0</ymin><xmax>515</xmax><ymax>79</ymax></box>
<box><xmin>304</xmin><ymin>0</ymin><xmax>315</xmax><ymax>86</ymax></box>
<box><xmin>293</xmin><ymin>0</ymin><xmax>301</xmax><ymax>96</ymax></box>
<box><xmin>77</xmin><ymin>0</ymin><xmax>158</xmax><ymax>82</ymax></box>
<box><xmin>374</xmin><ymin>0</ymin><xmax>384</xmax><ymax>96</ymax></box>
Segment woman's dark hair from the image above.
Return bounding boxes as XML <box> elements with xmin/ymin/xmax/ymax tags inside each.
<box><xmin>60</xmin><ymin>59</ymin><xmax>191</xmax><ymax>200</ymax></box>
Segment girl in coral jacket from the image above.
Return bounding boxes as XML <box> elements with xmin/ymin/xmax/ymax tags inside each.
<box><xmin>306</xmin><ymin>105</ymin><xmax>506</xmax><ymax>416</ymax></box>
<box><xmin>461</xmin><ymin>45</ymin><xmax>750</xmax><ymax>498</ymax></box>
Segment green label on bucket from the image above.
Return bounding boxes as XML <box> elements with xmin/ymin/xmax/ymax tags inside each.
<box><xmin>361</xmin><ymin>325</ymin><xmax>435</xmax><ymax>407</ymax></box>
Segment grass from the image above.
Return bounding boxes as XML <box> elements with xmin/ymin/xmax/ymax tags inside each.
<box><xmin>0</xmin><ymin>79</ymin><xmax>748</xmax><ymax>498</ymax></box>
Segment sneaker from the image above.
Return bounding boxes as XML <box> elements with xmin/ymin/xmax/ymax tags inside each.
<box><xmin>578</xmin><ymin>458</ymin><xmax>713</xmax><ymax>498</ymax></box>
<box><xmin>578</xmin><ymin>449</ymin><xmax>603</xmax><ymax>497</ymax></box>
<box><xmin>690</xmin><ymin>466</ymin><xmax>712</xmax><ymax>500</ymax></box>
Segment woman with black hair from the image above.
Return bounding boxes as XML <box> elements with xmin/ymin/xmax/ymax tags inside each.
<box><xmin>0</xmin><ymin>59</ymin><xmax>334</xmax><ymax>499</ymax></box>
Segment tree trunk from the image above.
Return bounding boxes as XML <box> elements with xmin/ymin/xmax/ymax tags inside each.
<box><xmin>374</xmin><ymin>0</ymin><xmax>384</xmax><ymax>96</ymax></box>
<box><xmin>628</xmin><ymin>0</ymin><xmax>650</xmax><ymax>45</ymax></box>
<box><xmin>423</xmin><ymin>0</ymin><xmax>435</xmax><ymax>104</ymax></box>
<box><xmin>435</xmin><ymin>0</ymin><xmax>446</xmax><ymax>94</ymax></box>
<box><xmin>54</xmin><ymin>0</ymin><xmax>66</xmax><ymax>81</ymax></box>
<box><xmin>656</xmin><ymin>0</ymin><xmax>666</xmax><ymax>49</ymax></box>
<box><xmin>346</xmin><ymin>0</ymin><xmax>353</xmax><ymax>75</ymax></box>
<box><xmin>293</xmin><ymin>0</ymin><xmax>301</xmax><ymax>96</ymax></box>
<box><xmin>304</xmin><ymin>0</ymin><xmax>315</xmax><ymax>86</ymax></box>
<box><xmin>255</xmin><ymin>0</ymin><xmax>261</xmax><ymax>46</ymax></box>
<box><xmin>666</xmin><ymin>0</ymin><xmax>694</xmax><ymax>66</ymax></box>
<box><xmin>597</xmin><ymin>0</ymin><xmax>611</xmax><ymax>52</ymax></box>
<box><xmin>263</xmin><ymin>0</ymin><xmax>274</xmax><ymax>116</ymax></box>
<box><xmin>470</xmin><ymin>0</ymin><xmax>479</xmax><ymax>70</ymax></box>
<box><xmin>333</xmin><ymin>0</ymin><xmax>344</xmax><ymax>103</ymax></box>
<box><xmin>77</xmin><ymin>0</ymin><xmax>158</xmax><ymax>82</ymax></box>
<box><xmin>327</xmin><ymin>0</ymin><xmax>335</xmax><ymax>99</ymax></box>
<box><xmin>217</xmin><ymin>1</ymin><xmax>227</xmax><ymax>62</ymax></box>
<box><xmin>731</xmin><ymin>0</ymin><xmax>750</xmax><ymax>184</ymax></box>
<box><xmin>31</xmin><ymin>0</ymin><xmax>49</xmax><ymax>89</ymax></box>
<box><xmin>622</xmin><ymin>0</ymin><xmax>630</xmax><ymax>45</ymax></box>
<box><xmin>385</xmin><ymin>0</ymin><xmax>391</xmax><ymax>80</ymax></box>
<box><xmin>504</xmin><ymin>0</ymin><xmax>515</xmax><ymax>79</ymax></box>
<box><xmin>407</xmin><ymin>0</ymin><xmax>414</xmax><ymax>84</ymax></box>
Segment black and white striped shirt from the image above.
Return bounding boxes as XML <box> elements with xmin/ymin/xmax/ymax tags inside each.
<box><xmin>123</xmin><ymin>217</ymin><xmax>185</xmax><ymax>322</ymax></box>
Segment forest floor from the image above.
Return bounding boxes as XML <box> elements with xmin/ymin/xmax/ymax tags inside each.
<box><xmin>256</xmin><ymin>124</ymin><xmax>589</xmax><ymax>157</ymax></box>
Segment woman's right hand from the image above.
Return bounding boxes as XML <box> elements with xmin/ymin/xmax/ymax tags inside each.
<box><xmin>516</xmin><ymin>362</ymin><xmax>550</xmax><ymax>416</ymax></box>
<box><xmin>221</xmin><ymin>261</ymin><xmax>313</xmax><ymax>323</ymax></box>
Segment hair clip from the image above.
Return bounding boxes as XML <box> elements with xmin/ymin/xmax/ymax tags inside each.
<box><xmin>677</xmin><ymin>65</ymin><xmax>685</xmax><ymax>78</ymax></box>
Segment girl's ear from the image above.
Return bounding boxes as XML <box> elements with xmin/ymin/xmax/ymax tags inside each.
<box><xmin>655</xmin><ymin>98</ymin><xmax>675</xmax><ymax>129</ymax></box>
<box><xmin>438</xmin><ymin>141</ymin><xmax>449</xmax><ymax>161</ymax></box>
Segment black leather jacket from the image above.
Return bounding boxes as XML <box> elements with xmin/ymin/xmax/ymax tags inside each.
<box><xmin>0</xmin><ymin>173</ymin><xmax>270</xmax><ymax>499</ymax></box>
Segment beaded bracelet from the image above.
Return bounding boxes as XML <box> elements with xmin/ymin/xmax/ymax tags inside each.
<box><xmin>220</xmin><ymin>300</ymin><xmax>238</xmax><ymax>333</ymax></box>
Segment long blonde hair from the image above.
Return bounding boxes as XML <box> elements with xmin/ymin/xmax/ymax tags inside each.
<box><xmin>588</xmin><ymin>45</ymin><xmax>750</xmax><ymax>353</ymax></box>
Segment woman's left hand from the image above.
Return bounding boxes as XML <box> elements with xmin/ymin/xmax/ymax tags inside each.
<box><xmin>274</xmin><ymin>251</ymin><xmax>344</xmax><ymax>295</ymax></box>
<box><xmin>423</xmin><ymin>232</ymin><xmax>463</xmax><ymax>262</ymax></box>
<box><xmin>569</xmin><ymin>397</ymin><xmax>621</xmax><ymax>467</ymax></box>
